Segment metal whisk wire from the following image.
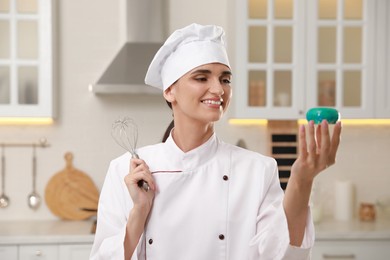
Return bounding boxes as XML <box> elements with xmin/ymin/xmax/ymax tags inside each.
<box><xmin>111</xmin><ymin>117</ymin><xmax>149</xmax><ymax>191</ymax></box>
<box><xmin>111</xmin><ymin>117</ymin><xmax>139</xmax><ymax>158</ymax></box>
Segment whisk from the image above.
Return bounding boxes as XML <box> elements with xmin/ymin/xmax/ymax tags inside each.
<box><xmin>111</xmin><ymin>117</ymin><xmax>150</xmax><ymax>192</ymax></box>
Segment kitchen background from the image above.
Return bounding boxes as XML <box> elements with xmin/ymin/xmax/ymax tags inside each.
<box><xmin>0</xmin><ymin>0</ymin><xmax>389</xmax><ymax>223</ymax></box>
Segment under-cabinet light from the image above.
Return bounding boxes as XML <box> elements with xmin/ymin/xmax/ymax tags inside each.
<box><xmin>228</xmin><ymin>119</ymin><xmax>268</xmax><ymax>125</ymax></box>
<box><xmin>0</xmin><ymin>117</ymin><xmax>54</xmax><ymax>125</ymax></box>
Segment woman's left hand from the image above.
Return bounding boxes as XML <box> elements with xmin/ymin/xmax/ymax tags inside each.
<box><xmin>284</xmin><ymin>120</ymin><xmax>342</xmax><ymax>246</ymax></box>
<box><xmin>291</xmin><ymin>120</ymin><xmax>342</xmax><ymax>183</ymax></box>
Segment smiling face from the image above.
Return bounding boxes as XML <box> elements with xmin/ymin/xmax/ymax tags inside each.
<box><xmin>163</xmin><ymin>63</ymin><xmax>232</xmax><ymax>126</ymax></box>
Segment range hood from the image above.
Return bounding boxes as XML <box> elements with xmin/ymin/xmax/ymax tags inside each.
<box><xmin>89</xmin><ymin>0</ymin><xmax>168</xmax><ymax>94</ymax></box>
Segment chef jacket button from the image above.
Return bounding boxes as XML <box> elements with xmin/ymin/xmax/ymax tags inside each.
<box><xmin>148</xmin><ymin>238</ymin><xmax>153</xmax><ymax>245</ymax></box>
<box><xmin>223</xmin><ymin>175</ymin><xmax>229</xmax><ymax>181</ymax></box>
<box><xmin>219</xmin><ymin>234</ymin><xmax>225</xmax><ymax>240</ymax></box>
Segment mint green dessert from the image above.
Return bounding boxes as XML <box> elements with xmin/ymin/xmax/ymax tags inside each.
<box><xmin>306</xmin><ymin>107</ymin><xmax>339</xmax><ymax>124</ymax></box>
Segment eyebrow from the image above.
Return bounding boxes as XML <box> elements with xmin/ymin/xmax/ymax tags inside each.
<box><xmin>190</xmin><ymin>69</ymin><xmax>233</xmax><ymax>76</ymax></box>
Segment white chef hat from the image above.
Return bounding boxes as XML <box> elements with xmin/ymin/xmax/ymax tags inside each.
<box><xmin>145</xmin><ymin>23</ymin><xmax>230</xmax><ymax>91</ymax></box>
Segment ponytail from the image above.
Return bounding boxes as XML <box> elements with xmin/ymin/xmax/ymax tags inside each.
<box><xmin>162</xmin><ymin>120</ymin><xmax>174</xmax><ymax>142</ymax></box>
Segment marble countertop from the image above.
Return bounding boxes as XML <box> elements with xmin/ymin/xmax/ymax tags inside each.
<box><xmin>0</xmin><ymin>220</ymin><xmax>95</xmax><ymax>245</ymax></box>
<box><xmin>315</xmin><ymin>217</ymin><xmax>390</xmax><ymax>240</ymax></box>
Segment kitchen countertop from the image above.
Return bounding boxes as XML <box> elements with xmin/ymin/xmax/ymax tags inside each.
<box><xmin>0</xmin><ymin>220</ymin><xmax>95</xmax><ymax>245</ymax></box>
<box><xmin>315</xmin><ymin>217</ymin><xmax>390</xmax><ymax>240</ymax></box>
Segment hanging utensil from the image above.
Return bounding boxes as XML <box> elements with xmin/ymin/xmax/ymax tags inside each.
<box><xmin>27</xmin><ymin>144</ymin><xmax>41</xmax><ymax>210</ymax></box>
<box><xmin>0</xmin><ymin>145</ymin><xmax>10</xmax><ymax>208</ymax></box>
<box><xmin>111</xmin><ymin>117</ymin><xmax>149</xmax><ymax>192</ymax></box>
<box><xmin>45</xmin><ymin>152</ymin><xmax>99</xmax><ymax>220</ymax></box>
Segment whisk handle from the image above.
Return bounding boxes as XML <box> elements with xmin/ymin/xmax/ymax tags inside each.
<box><xmin>132</xmin><ymin>153</ymin><xmax>150</xmax><ymax>192</ymax></box>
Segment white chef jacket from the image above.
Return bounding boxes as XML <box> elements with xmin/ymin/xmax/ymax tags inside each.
<box><xmin>90</xmin><ymin>133</ymin><xmax>314</xmax><ymax>260</ymax></box>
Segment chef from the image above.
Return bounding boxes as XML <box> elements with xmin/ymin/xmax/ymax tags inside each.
<box><xmin>90</xmin><ymin>23</ymin><xmax>342</xmax><ymax>260</ymax></box>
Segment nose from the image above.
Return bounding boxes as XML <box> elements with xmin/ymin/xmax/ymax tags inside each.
<box><xmin>209</xmin><ymin>79</ymin><xmax>224</xmax><ymax>96</ymax></box>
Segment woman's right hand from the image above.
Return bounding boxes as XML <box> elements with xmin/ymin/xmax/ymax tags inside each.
<box><xmin>125</xmin><ymin>158</ymin><xmax>156</xmax><ymax>213</ymax></box>
<box><xmin>124</xmin><ymin>158</ymin><xmax>156</xmax><ymax>259</ymax></box>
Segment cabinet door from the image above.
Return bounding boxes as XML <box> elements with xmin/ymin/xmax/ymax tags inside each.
<box><xmin>306</xmin><ymin>0</ymin><xmax>375</xmax><ymax>119</ymax></box>
<box><xmin>312</xmin><ymin>240</ymin><xmax>390</xmax><ymax>260</ymax></box>
<box><xmin>19</xmin><ymin>245</ymin><xmax>58</xmax><ymax>260</ymax></box>
<box><xmin>234</xmin><ymin>0</ymin><xmax>305</xmax><ymax>119</ymax></box>
<box><xmin>234</xmin><ymin>0</ymin><xmax>376</xmax><ymax>120</ymax></box>
<box><xmin>375</xmin><ymin>0</ymin><xmax>390</xmax><ymax>118</ymax></box>
<box><xmin>58</xmin><ymin>244</ymin><xmax>92</xmax><ymax>260</ymax></box>
<box><xmin>0</xmin><ymin>0</ymin><xmax>54</xmax><ymax>118</ymax></box>
<box><xmin>0</xmin><ymin>245</ymin><xmax>18</xmax><ymax>259</ymax></box>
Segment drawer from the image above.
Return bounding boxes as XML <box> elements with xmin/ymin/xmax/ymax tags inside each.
<box><xmin>0</xmin><ymin>245</ymin><xmax>18</xmax><ymax>259</ymax></box>
<box><xmin>19</xmin><ymin>245</ymin><xmax>58</xmax><ymax>260</ymax></box>
<box><xmin>58</xmin><ymin>244</ymin><xmax>92</xmax><ymax>260</ymax></box>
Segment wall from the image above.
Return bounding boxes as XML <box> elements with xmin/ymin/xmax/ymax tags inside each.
<box><xmin>315</xmin><ymin>124</ymin><xmax>390</xmax><ymax>218</ymax></box>
<box><xmin>0</xmin><ymin>0</ymin><xmax>389</xmax><ymax>221</ymax></box>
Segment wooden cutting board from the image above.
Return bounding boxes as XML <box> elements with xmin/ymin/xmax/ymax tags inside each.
<box><xmin>45</xmin><ymin>152</ymin><xmax>99</xmax><ymax>220</ymax></box>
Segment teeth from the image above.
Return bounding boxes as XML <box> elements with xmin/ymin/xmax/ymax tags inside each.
<box><xmin>202</xmin><ymin>100</ymin><xmax>222</xmax><ymax>105</ymax></box>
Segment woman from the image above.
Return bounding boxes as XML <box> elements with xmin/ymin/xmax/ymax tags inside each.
<box><xmin>90</xmin><ymin>23</ymin><xmax>342</xmax><ymax>260</ymax></box>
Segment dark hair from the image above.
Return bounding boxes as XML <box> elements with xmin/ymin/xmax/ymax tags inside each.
<box><xmin>162</xmin><ymin>120</ymin><xmax>174</xmax><ymax>142</ymax></box>
<box><xmin>162</xmin><ymin>101</ymin><xmax>174</xmax><ymax>142</ymax></box>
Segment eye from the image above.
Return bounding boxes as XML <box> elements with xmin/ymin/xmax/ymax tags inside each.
<box><xmin>221</xmin><ymin>78</ymin><xmax>231</xmax><ymax>84</ymax></box>
<box><xmin>195</xmin><ymin>77</ymin><xmax>208</xmax><ymax>82</ymax></box>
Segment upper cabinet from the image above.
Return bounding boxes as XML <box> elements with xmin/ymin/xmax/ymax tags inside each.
<box><xmin>375</xmin><ymin>0</ymin><xmax>390</xmax><ymax>118</ymax></box>
<box><xmin>0</xmin><ymin>0</ymin><xmax>54</xmax><ymax>118</ymax></box>
<box><xmin>233</xmin><ymin>0</ymin><xmax>387</xmax><ymax>120</ymax></box>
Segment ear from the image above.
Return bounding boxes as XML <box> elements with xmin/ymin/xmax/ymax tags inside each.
<box><xmin>163</xmin><ymin>86</ymin><xmax>176</xmax><ymax>103</ymax></box>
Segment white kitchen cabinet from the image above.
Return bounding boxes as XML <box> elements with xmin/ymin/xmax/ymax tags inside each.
<box><xmin>0</xmin><ymin>245</ymin><xmax>18</xmax><ymax>259</ymax></box>
<box><xmin>0</xmin><ymin>220</ymin><xmax>94</xmax><ymax>260</ymax></box>
<box><xmin>0</xmin><ymin>0</ymin><xmax>55</xmax><ymax>118</ymax></box>
<box><xmin>312</xmin><ymin>240</ymin><xmax>390</xmax><ymax>260</ymax></box>
<box><xmin>0</xmin><ymin>243</ymin><xmax>92</xmax><ymax>260</ymax></box>
<box><xmin>375</xmin><ymin>0</ymin><xmax>390</xmax><ymax>118</ymax></box>
<box><xmin>19</xmin><ymin>244</ymin><xmax>58</xmax><ymax>260</ymax></box>
<box><xmin>233</xmin><ymin>0</ymin><xmax>381</xmax><ymax>120</ymax></box>
<box><xmin>234</xmin><ymin>0</ymin><xmax>304</xmax><ymax>119</ymax></box>
<box><xmin>58</xmin><ymin>244</ymin><xmax>92</xmax><ymax>260</ymax></box>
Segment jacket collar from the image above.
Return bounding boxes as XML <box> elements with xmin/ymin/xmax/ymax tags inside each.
<box><xmin>165</xmin><ymin>131</ymin><xmax>218</xmax><ymax>171</ymax></box>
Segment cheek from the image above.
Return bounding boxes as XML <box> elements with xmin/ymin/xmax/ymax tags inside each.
<box><xmin>223</xmin><ymin>88</ymin><xmax>232</xmax><ymax>107</ymax></box>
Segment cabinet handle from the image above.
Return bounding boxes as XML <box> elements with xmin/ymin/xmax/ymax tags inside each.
<box><xmin>35</xmin><ymin>250</ymin><xmax>43</xmax><ymax>256</ymax></box>
<box><xmin>323</xmin><ymin>254</ymin><xmax>355</xmax><ymax>259</ymax></box>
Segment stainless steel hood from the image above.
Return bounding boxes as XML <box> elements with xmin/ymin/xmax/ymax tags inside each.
<box><xmin>89</xmin><ymin>0</ymin><xmax>168</xmax><ymax>94</ymax></box>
